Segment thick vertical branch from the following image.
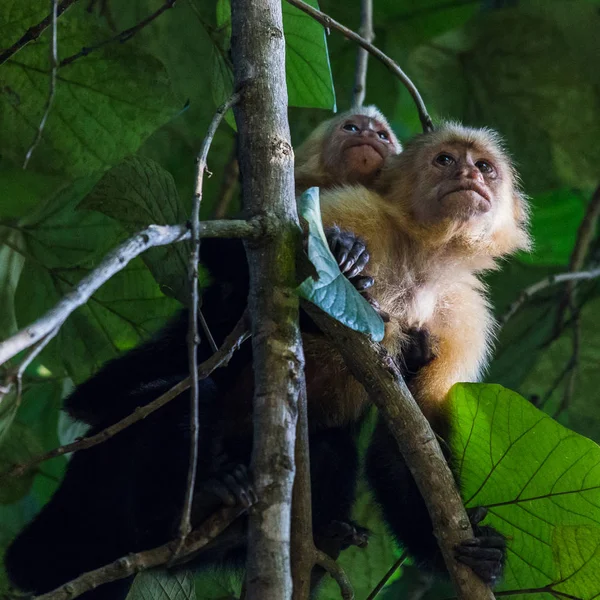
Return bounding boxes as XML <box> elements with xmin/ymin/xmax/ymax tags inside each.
<box><xmin>230</xmin><ymin>1</ymin><xmax>304</xmax><ymax>599</ymax></box>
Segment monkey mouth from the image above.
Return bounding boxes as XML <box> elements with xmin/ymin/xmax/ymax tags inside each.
<box><xmin>439</xmin><ymin>184</ymin><xmax>491</xmax><ymax>211</ymax></box>
<box><xmin>344</xmin><ymin>139</ymin><xmax>386</xmax><ymax>159</ymax></box>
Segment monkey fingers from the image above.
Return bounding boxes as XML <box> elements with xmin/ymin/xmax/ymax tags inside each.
<box><xmin>200</xmin><ymin>464</ymin><xmax>257</xmax><ymax>510</ymax></box>
<box><xmin>324</xmin><ymin>226</ymin><xmax>370</xmax><ymax>277</ymax></box>
<box><xmin>322</xmin><ymin>519</ymin><xmax>370</xmax><ymax>550</ymax></box>
<box><xmin>350</xmin><ymin>275</ymin><xmax>374</xmax><ymax>291</ymax></box>
<box><xmin>455</xmin><ymin>533</ymin><xmax>506</xmax><ymax>585</ymax></box>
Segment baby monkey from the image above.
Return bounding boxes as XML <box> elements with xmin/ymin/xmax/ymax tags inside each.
<box><xmin>305</xmin><ymin>122</ymin><xmax>531</xmax><ymax>584</ymax></box>
<box><xmin>295</xmin><ymin>105</ymin><xmax>401</xmax><ymax>193</ymax></box>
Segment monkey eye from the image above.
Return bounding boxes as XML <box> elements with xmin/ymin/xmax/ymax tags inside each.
<box><xmin>434</xmin><ymin>153</ymin><xmax>455</xmax><ymax>167</ymax></box>
<box><xmin>476</xmin><ymin>160</ymin><xmax>495</xmax><ymax>175</ymax></box>
<box><xmin>377</xmin><ymin>130</ymin><xmax>390</xmax><ymax>141</ymax></box>
<box><xmin>343</xmin><ymin>123</ymin><xmax>360</xmax><ymax>133</ymax></box>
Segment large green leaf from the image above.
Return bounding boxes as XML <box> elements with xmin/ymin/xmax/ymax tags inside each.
<box><xmin>81</xmin><ymin>156</ymin><xmax>191</xmax><ymax>303</ymax></box>
<box><xmin>12</xmin><ymin>180</ymin><xmax>179</xmax><ymax>382</ymax></box>
<box><xmin>0</xmin><ymin>0</ymin><xmax>180</xmax><ymax>177</ymax></box>
<box><xmin>211</xmin><ymin>0</ymin><xmax>335</xmax><ymax>110</ymax></box>
<box><xmin>408</xmin><ymin>5</ymin><xmax>600</xmax><ymax>193</ymax></box>
<box><xmin>128</xmin><ymin>569</ymin><xmax>195</xmax><ymax>600</ymax></box>
<box><xmin>450</xmin><ymin>383</ymin><xmax>600</xmax><ymax>598</ymax></box>
<box><xmin>297</xmin><ymin>187</ymin><xmax>385</xmax><ymax>341</ymax></box>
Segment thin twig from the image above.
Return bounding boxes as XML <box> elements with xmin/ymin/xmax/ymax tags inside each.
<box><xmin>23</xmin><ymin>0</ymin><xmax>59</xmax><ymax>169</ymax></box>
<box><xmin>315</xmin><ymin>550</ymin><xmax>354</xmax><ymax>600</ymax></box>
<box><xmin>285</xmin><ymin>0</ymin><xmax>433</xmax><ymax>133</ymax></box>
<box><xmin>34</xmin><ymin>505</ymin><xmax>249</xmax><ymax>600</ymax></box>
<box><xmin>177</xmin><ymin>92</ymin><xmax>241</xmax><ymax>548</ymax></box>
<box><xmin>499</xmin><ymin>267</ymin><xmax>600</xmax><ymax>327</ymax></box>
<box><xmin>351</xmin><ymin>0</ymin><xmax>373</xmax><ymax>107</ymax></box>
<box><xmin>0</xmin><ymin>219</ymin><xmax>262</xmax><ymax>369</ymax></box>
<box><xmin>553</xmin><ymin>184</ymin><xmax>600</xmax><ymax>336</ymax></box>
<box><xmin>58</xmin><ymin>0</ymin><xmax>176</xmax><ymax>68</ymax></box>
<box><xmin>0</xmin><ymin>314</ymin><xmax>250</xmax><ymax>483</ymax></box>
<box><xmin>366</xmin><ymin>551</ymin><xmax>409</xmax><ymax>600</ymax></box>
<box><xmin>0</xmin><ymin>0</ymin><xmax>79</xmax><ymax>66</ymax></box>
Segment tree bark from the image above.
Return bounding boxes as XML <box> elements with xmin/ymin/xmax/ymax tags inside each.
<box><xmin>230</xmin><ymin>1</ymin><xmax>305</xmax><ymax>599</ymax></box>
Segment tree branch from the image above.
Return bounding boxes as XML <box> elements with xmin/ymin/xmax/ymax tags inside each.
<box><xmin>351</xmin><ymin>0</ymin><xmax>374</xmax><ymax>107</ymax></box>
<box><xmin>0</xmin><ymin>0</ymin><xmax>79</xmax><ymax>66</ymax></box>
<box><xmin>33</xmin><ymin>505</ymin><xmax>249</xmax><ymax>600</ymax></box>
<box><xmin>177</xmin><ymin>92</ymin><xmax>241</xmax><ymax>547</ymax></box>
<box><xmin>553</xmin><ymin>183</ymin><xmax>600</xmax><ymax>335</ymax></box>
<box><xmin>23</xmin><ymin>0</ymin><xmax>59</xmax><ymax>169</ymax></box>
<box><xmin>499</xmin><ymin>267</ymin><xmax>600</xmax><ymax>327</ymax></box>
<box><xmin>0</xmin><ymin>219</ymin><xmax>262</xmax><ymax>369</ymax></box>
<box><xmin>314</xmin><ymin>550</ymin><xmax>354</xmax><ymax>600</ymax></box>
<box><xmin>58</xmin><ymin>0</ymin><xmax>176</xmax><ymax>68</ymax></box>
<box><xmin>0</xmin><ymin>314</ymin><xmax>250</xmax><ymax>483</ymax></box>
<box><xmin>285</xmin><ymin>0</ymin><xmax>433</xmax><ymax>133</ymax></box>
<box><xmin>303</xmin><ymin>303</ymin><xmax>496</xmax><ymax>600</ymax></box>
<box><xmin>230</xmin><ymin>0</ymin><xmax>304</xmax><ymax>596</ymax></box>
<box><xmin>366</xmin><ymin>551</ymin><xmax>409</xmax><ymax>600</ymax></box>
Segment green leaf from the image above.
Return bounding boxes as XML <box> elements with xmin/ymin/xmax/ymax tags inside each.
<box><xmin>523</xmin><ymin>189</ymin><xmax>586</xmax><ymax>267</ymax></box>
<box><xmin>297</xmin><ymin>188</ymin><xmax>385</xmax><ymax>341</ymax></box>
<box><xmin>408</xmin><ymin>7</ymin><xmax>600</xmax><ymax>193</ymax></box>
<box><xmin>0</xmin><ymin>242</ymin><xmax>24</xmax><ymax>339</ymax></box>
<box><xmin>209</xmin><ymin>0</ymin><xmax>335</xmax><ymax>110</ymax></box>
<box><xmin>450</xmin><ymin>383</ymin><xmax>600</xmax><ymax>597</ymax></box>
<box><xmin>127</xmin><ymin>569</ymin><xmax>195</xmax><ymax>600</ymax></box>
<box><xmin>81</xmin><ymin>156</ymin><xmax>191</xmax><ymax>303</ymax></box>
<box><xmin>0</xmin><ymin>423</ymin><xmax>44</xmax><ymax>504</ymax></box>
<box><xmin>0</xmin><ymin>0</ymin><xmax>180</xmax><ymax>177</ymax></box>
<box><xmin>283</xmin><ymin>0</ymin><xmax>336</xmax><ymax>110</ymax></box>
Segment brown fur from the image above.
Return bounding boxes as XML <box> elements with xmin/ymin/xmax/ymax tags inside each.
<box><xmin>305</xmin><ymin>123</ymin><xmax>530</xmax><ymax>421</ymax></box>
<box><xmin>295</xmin><ymin>106</ymin><xmax>401</xmax><ymax>194</ymax></box>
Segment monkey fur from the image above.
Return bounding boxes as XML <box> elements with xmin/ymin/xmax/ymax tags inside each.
<box><xmin>295</xmin><ymin>105</ymin><xmax>401</xmax><ymax>194</ymax></box>
<box><xmin>5</xmin><ymin>122</ymin><xmax>527</xmax><ymax>597</ymax></box>
<box><xmin>308</xmin><ymin>122</ymin><xmax>530</xmax><ymax>583</ymax></box>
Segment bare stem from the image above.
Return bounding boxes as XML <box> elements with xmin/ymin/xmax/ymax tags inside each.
<box><xmin>315</xmin><ymin>550</ymin><xmax>354</xmax><ymax>600</ymax></box>
<box><xmin>0</xmin><ymin>0</ymin><xmax>79</xmax><ymax>66</ymax></box>
<box><xmin>23</xmin><ymin>0</ymin><xmax>59</xmax><ymax>169</ymax></box>
<box><xmin>285</xmin><ymin>0</ymin><xmax>433</xmax><ymax>133</ymax></box>
<box><xmin>500</xmin><ymin>267</ymin><xmax>600</xmax><ymax>327</ymax></box>
<box><xmin>351</xmin><ymin>0</ymin><xmax>374</xmax><ymax>107</ymax></box>
<box><xmin>0</xmin><ymin>219</ymin><xmax>261</xmax><ymax>369</ymax></box>
<box><xmin>59</xmin><ymin>0</ymin><xmax>176</xmax><ymax>68</ymax></box>
<box><xmin>33</xmin><ymin>505</ymin><xmax>249</xmax><ymax>600</ymax></box>
<box><xmin>177</xmin><ymin>92</ymin><xmax>241</xmax><ymax>547</ymax></box>
<box><xmin>0</xmin><ymin>314</ymin><xmax>249</xmax><ymax>483</ymax></box>
<box><xmin>365</xmin><ymin>551</ymin><xmax>409</xmax><ymax>600</ymax></box>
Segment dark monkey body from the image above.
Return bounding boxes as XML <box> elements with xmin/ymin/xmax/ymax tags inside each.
<box><xmin>6</xmin><ymin>122</ymin><xmax>526</xmax><ymax>598</ymax></box>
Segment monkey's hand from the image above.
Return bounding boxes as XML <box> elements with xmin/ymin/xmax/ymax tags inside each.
<box><xmin>454</xmin><ymin>506</ymin><xmax>506</xmax><ymax>586</ymax></box>
<box><xmin>193</xmin><ymin>464</ymin><xmax>257</xmax><ymax>516</ymax></box>
<box><xmin>403</xmin><ymin>327</ymin><xmax>438</xmax><ymax>378</ymax></box>
<box><xmin>323</xmin><ymin>519</ymin><xmax>370</xmax><ymax>550</ymax></box>
<box><xmin>325</xmin><ymin>226</ymin><xmax>390</xmax><ymax>321</ymax></box>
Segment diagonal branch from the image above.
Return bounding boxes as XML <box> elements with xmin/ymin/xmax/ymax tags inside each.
<box><xmin>0</xmin><ymin>219</ymin><xmax>262</xmax><ymax>370</ymax></box>
<box><xmin>59</xmin><ymin>0</ymin><xmax>176</xmax><ymax>68</ymax></box>
<box><xmin>285</xmin><ymin>0</ymin><xmax>433</xmax><ymax>133</ymax></box>
<box><xmin>303</xmin><ymin>303</ymin><xmax>496</xmax><ymax>600</ymax></box>
<box><xmin>0</xmin><ymin>314</ymin><xmax>250</xmax><ymax>483</ymax></box>
<box><xmin>0</xmin><ymin>0</ymin><xmax>79</xmax><ymax>66</ymax></box>
<box><xmin>33</xmin><ymin>505</ymin><xmax>249</xmax><ymax>600</ymax></box>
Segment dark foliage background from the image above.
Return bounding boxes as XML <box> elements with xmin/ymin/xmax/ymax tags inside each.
<box><xmin>1</xmin><ymin>0</ymin><xmax>599</xmax><ymax>598</ymax></box>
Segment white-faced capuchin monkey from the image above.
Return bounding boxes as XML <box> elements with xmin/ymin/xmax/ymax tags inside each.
<box><xmin>306</xmin><ymin>122</ymin><xmax>531</xmax><ymax>584</ymax></box>
<box><xmin>295</xmin><ymin>105</ymin><xmax>402</xmax><ymax>193</ymax></box>
<box><xmin>5</xmin><ymin>123</ymin><xmax>528</xmax><ymax>599</ymax></box>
